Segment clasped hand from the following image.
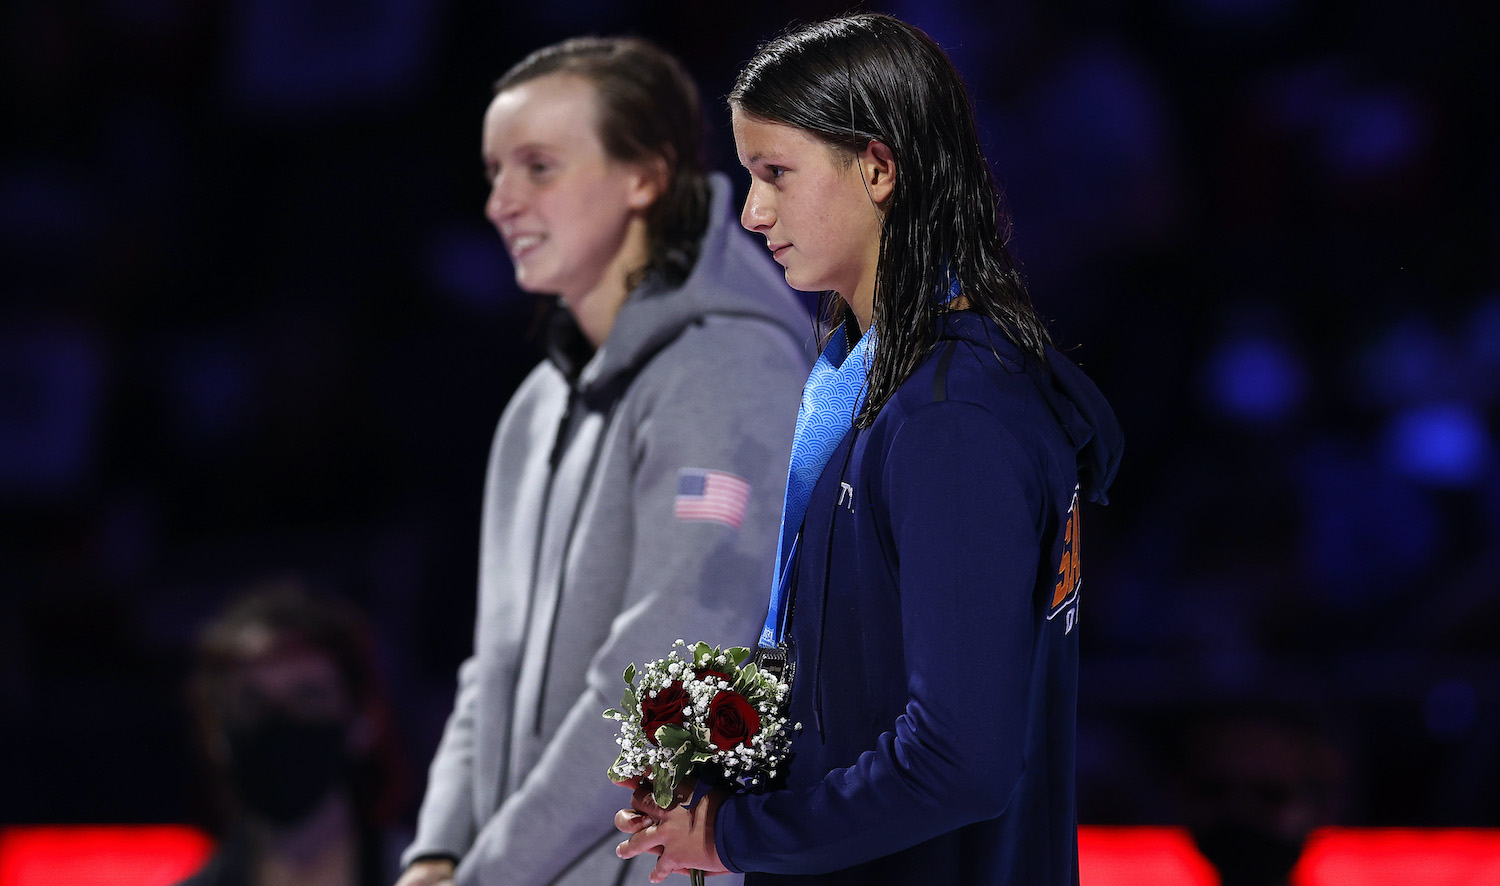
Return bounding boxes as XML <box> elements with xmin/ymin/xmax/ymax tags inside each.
<box><xmin>612</xmin><ymin>776</ymin><xmax>731</xmax><ymax>883</ymax></box>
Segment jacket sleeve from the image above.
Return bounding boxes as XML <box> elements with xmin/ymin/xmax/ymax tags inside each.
<box><xmin>400</xmin><ymin>655</ymin><xmax>482</xmax><ymax>867</ymax></box>
<box><xmin>715</xmin><ymin>400</ymin><xmax>1049</xmax><ymax>874</ymax></box>
<box><xmin>403</xmin><ymin>367</ymin><xmax>550</xmax><ymax>871</ymax></box>
<box><xmin>454</xmin><ymin>321</ymin><xmax>808</xmax><ymax>886</ymax></box>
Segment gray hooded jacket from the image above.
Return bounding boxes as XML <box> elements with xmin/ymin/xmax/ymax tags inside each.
<box><xmin>403</xmin><ymin>173</ymin><xmax>814</xmax><ymax>885</ymax></box>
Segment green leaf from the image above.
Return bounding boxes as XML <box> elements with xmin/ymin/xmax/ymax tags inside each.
<box><xmin>727</xmin><ymin>646</ymin><xmax>752</xmax><ymax>666</ymax></box>
<box><xmin>654</xmin><ymin>724</ymin><xmax>691</xmax><ymax>750</ymax></box>
<box><xmin>623</xmin><ymin>663</ymin><xmax>636</xmax><ymax>685</ymax></box>
<box><xmin>693</xmin><ymin>641</ymin><xmax>713</xmax><ymax>664</ymax></box>
<box><xmin>653</xmin><ymin>778</ymin><xmax>675</xmax><ymax>810</ymax></box>
<box><xmin>734</xmin><ymin>664</ymin><xmax>757</xmax><ymax>694</ymax></box>
<box><xmin>603</xmin><ymin>709</ymin><xmax>622</xmax><ymax>720</ymax></box>
<box><xmin>622</xmin><ymin>689</ymin><xmax>638</xmax><ymax>713</ymax></box>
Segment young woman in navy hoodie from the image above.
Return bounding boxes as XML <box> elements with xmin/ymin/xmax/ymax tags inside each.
<box><xmin>614</xmin><ymin>13</ymin><xmax>1124</xmax><ymax>886</ymax></box>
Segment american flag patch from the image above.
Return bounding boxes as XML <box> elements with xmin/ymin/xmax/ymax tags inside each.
<box><xmin>674</xmin><ymin>468</ymin><xmax>751</xmax><ymax>530</ymax></box>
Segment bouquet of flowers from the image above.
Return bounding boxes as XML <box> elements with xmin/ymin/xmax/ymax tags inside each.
<box><xmin>605</xmin><ymin>640</ymin><xmax>795</xmax><ymax>811</ymax></box>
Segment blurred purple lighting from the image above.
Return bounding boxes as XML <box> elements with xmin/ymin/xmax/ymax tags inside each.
<box><xmin>1203</xmin><ymin>336</ymin><xmax>1306</xmax><ymax>422</ymax></box>
<box><xmin>1383</xmin><ymin>402</ymin><xmax>1491</xmax><ymax>487</ymax></box>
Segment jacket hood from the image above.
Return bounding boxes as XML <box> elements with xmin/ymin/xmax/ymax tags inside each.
<box><xmin>938</xmin><ymin>311</ymin><xmax>1123</xmax><ymax>505</ymax></box>
<box><xmin>547</xmin><ymin>172</ymin><xmax>809</xmax><ymax>400</ymax></box>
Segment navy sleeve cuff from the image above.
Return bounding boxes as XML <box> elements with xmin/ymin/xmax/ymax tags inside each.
<box><xmin>713</xmin><ymin>794</ymin><xmax>746</xmax><ymax>874</ymax></box>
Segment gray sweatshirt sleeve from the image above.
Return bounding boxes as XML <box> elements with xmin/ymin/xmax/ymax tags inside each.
<box><xmin>401</xmin><ymin>655</ymin><xmax>482</xmax><ymax>866</ymax></box>
<box><xmin>403</xmin><ymin>369</ymin><xmax>555</xmax><ymax>871</ymax></box>
<box><xmin>452</xmin><ymin>318</ymin><xmax>807</xmax><ymax>886</ymax></box>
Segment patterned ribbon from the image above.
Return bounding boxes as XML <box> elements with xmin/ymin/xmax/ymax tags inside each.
<box><xmin>759</xmin><ymin>320</ymin><xmax>875</xmax><ymax>647</ymax></box>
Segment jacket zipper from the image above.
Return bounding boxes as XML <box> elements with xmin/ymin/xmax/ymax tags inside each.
<box><xmin>813</xmin><ymin>429</ymin><xmax>860</xmax><ymax>739</ymax></box>
<box><xmin>497</xmin><ymin>389</ymin><xmax>575</xmax><ymax>800</ymax></box>
<box><xmin>532</xmin><ymin>395</ymin><xmax>617</xmax><ymax>735</ymax></box>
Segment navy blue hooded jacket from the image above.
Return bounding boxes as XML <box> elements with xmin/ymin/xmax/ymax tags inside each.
<box><xmin>714</xmin><ymin>311</ymin><xmax>1123</xmax><ymax>885</ymax></box>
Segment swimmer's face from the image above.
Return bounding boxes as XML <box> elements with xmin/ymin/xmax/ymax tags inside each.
<box><xmin>483</xmin><ymin>74</ymin><xmax>658</xmax><ymax>328</ymax></box>
<box><xmin>733</xmin><ymin>108</ymin><xmax>891</xmax><ymax>329</ymax></box>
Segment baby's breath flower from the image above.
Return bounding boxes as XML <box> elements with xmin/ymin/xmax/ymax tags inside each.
<box><xmin>606</xmin><ymin>641</ymin><xmax>794</xmax><ymax>798</ymax></box>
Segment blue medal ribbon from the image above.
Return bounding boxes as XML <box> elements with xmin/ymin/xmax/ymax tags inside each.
<box><xmin>759</xmin><ymin>320</ymin><xmax>875</xmax><ymax>648</ymax></box>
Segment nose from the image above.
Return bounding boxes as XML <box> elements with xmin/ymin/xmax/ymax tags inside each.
<box><xmin>485</xmin><ymin>170</ymin><xmax>520</xmax><ymax>228</ymax></box>
<box><xmin>740</xmin><ymin>182</ymin><xmax>773</xmax><ymax>233</ymax></box>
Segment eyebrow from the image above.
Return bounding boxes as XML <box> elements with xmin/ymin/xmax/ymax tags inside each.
<box><xmin>487</xmin><ymin>141</ymin><xmax>560</xmax><ymax>161</ymax></box>
<box><xmin>744</xmin><ymin>151</ymin><xmax>786</xmax><ymax>168</ymax></box>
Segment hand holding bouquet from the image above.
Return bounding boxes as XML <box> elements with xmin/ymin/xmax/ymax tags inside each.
<box><xmin>605</xmin><ymin>641</ymin><xmax>795</xmax><ymax>812</ymax></box>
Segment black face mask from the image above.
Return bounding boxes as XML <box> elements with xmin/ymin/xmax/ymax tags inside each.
<box><xmin>225</xmin><ymin>714</ymin><xmax>352</xmax><ymax>826</ymax></box>
<box><xmin>1191</xmin><ymin>821</ymin><xmax>1306</xmax><ymax>886</ymax></box>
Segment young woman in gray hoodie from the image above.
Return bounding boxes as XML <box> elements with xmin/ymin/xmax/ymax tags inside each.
<box><xmin>396</xmin><ymin>36</ymin><xmax>814</xmax><ymax>886</ymax></box>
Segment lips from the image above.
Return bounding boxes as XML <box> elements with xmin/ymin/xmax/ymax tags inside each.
<box><xmin>506</xmin><ymin>232</ymin><xmax>545</xmax><ymax>261</ymax></box>
<box><xmin>768</xmin><ymin>242</ymin><xmax>791</xmax><ymax>262</ymax></box>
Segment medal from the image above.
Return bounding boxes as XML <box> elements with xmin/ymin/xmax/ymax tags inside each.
<box><xmin>752</xmin><ymin>641</ymin><xmax>796</xmax><ymax>692</ymax></box>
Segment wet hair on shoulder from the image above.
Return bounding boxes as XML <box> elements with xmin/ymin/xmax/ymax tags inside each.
<box><xmin>731</xmin><ymin>14</ymin><xmax>1052</xmax><ymax>425</ymax></box>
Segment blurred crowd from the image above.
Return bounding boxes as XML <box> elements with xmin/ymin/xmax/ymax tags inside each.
<box><xmin>1</xmin><ymin>0</ymin><xmax>1495</xmax><ymax>845</ymax></box>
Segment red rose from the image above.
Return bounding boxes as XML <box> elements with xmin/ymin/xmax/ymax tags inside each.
<box><xmin>707</xmin><ymin>690</ymin><xmax>760</xmax><ymax>749</ymax></box>
<box><xmin>695</xmin><ymin>668</ymin><xmax>733</xmax><ymax>684</ymax></box>
<box><xmin>640</xmin><ymin>681</ymin><xmax>688</xmax><ymax>745</ymax></box>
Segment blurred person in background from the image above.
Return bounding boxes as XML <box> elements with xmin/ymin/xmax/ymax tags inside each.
<box><xmin>179</xmin><ymin>580</ymin><xmax>407</xmax><ymax>886</ymax></box>
<box><xmin>395</xmin><ymin>35</ymin><xmax>812</xmax><ymax>886</ymax></box>
<box><xmin>1174</xmin><ymin>706</ymin><xmax>1344</xmax><ymax>886</ymax></box>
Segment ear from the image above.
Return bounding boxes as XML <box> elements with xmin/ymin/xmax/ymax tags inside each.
<box><xmin>860</xmin><ymin>140</ymin><xmax>896</xmax><ymax>207</ymax></box>
<box><xmin>626</xmin><ymin>154</ymin><xmax>671</xmax><ymax>211</ymax></box>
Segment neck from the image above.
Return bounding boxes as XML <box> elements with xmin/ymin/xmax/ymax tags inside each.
<box><xmin>565</xmin><ymin>216</ymin><xmax>651</xmax><ymax>348</ymax></box>
<box><xmin>850</xmin><ymin>301</ymin><xmax>872</xmax><ymax>335</ymax></box>
<box><xmin>841</xmin><ymin>240</ymin><xmax>880</xmax><ymax>335</ymax></box>
<box><xmin>843</xmin><ymin>285</ymin><xmax>874</xmax><ymax>336</ymax></box>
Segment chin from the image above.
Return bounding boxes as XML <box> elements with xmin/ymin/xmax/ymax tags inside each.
<box><xmin>513</xmin><ymin>269</ymin><xmax>557</xmax><ymax>296</ymax></box>
<box><xmin>781</xmin><ymin>270</ymin><xmax>827</xmax><ymax>295</ymax></box>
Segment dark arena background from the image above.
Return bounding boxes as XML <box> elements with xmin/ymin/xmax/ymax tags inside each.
<box><xmin>2</xmin><ymin>0</ymin><xmax>1497</xmax><ymax>882</ymax></box>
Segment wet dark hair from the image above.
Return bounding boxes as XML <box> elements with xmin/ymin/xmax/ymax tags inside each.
<box><xmin>731</xmin><ymin>13</ymin><xmax>1052</xmax><ymax>426</ymax></box>
<box><xmin>497</xmin><ymin>36</ymin><xmax>710</xmax><ymax>289</ymax></box>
